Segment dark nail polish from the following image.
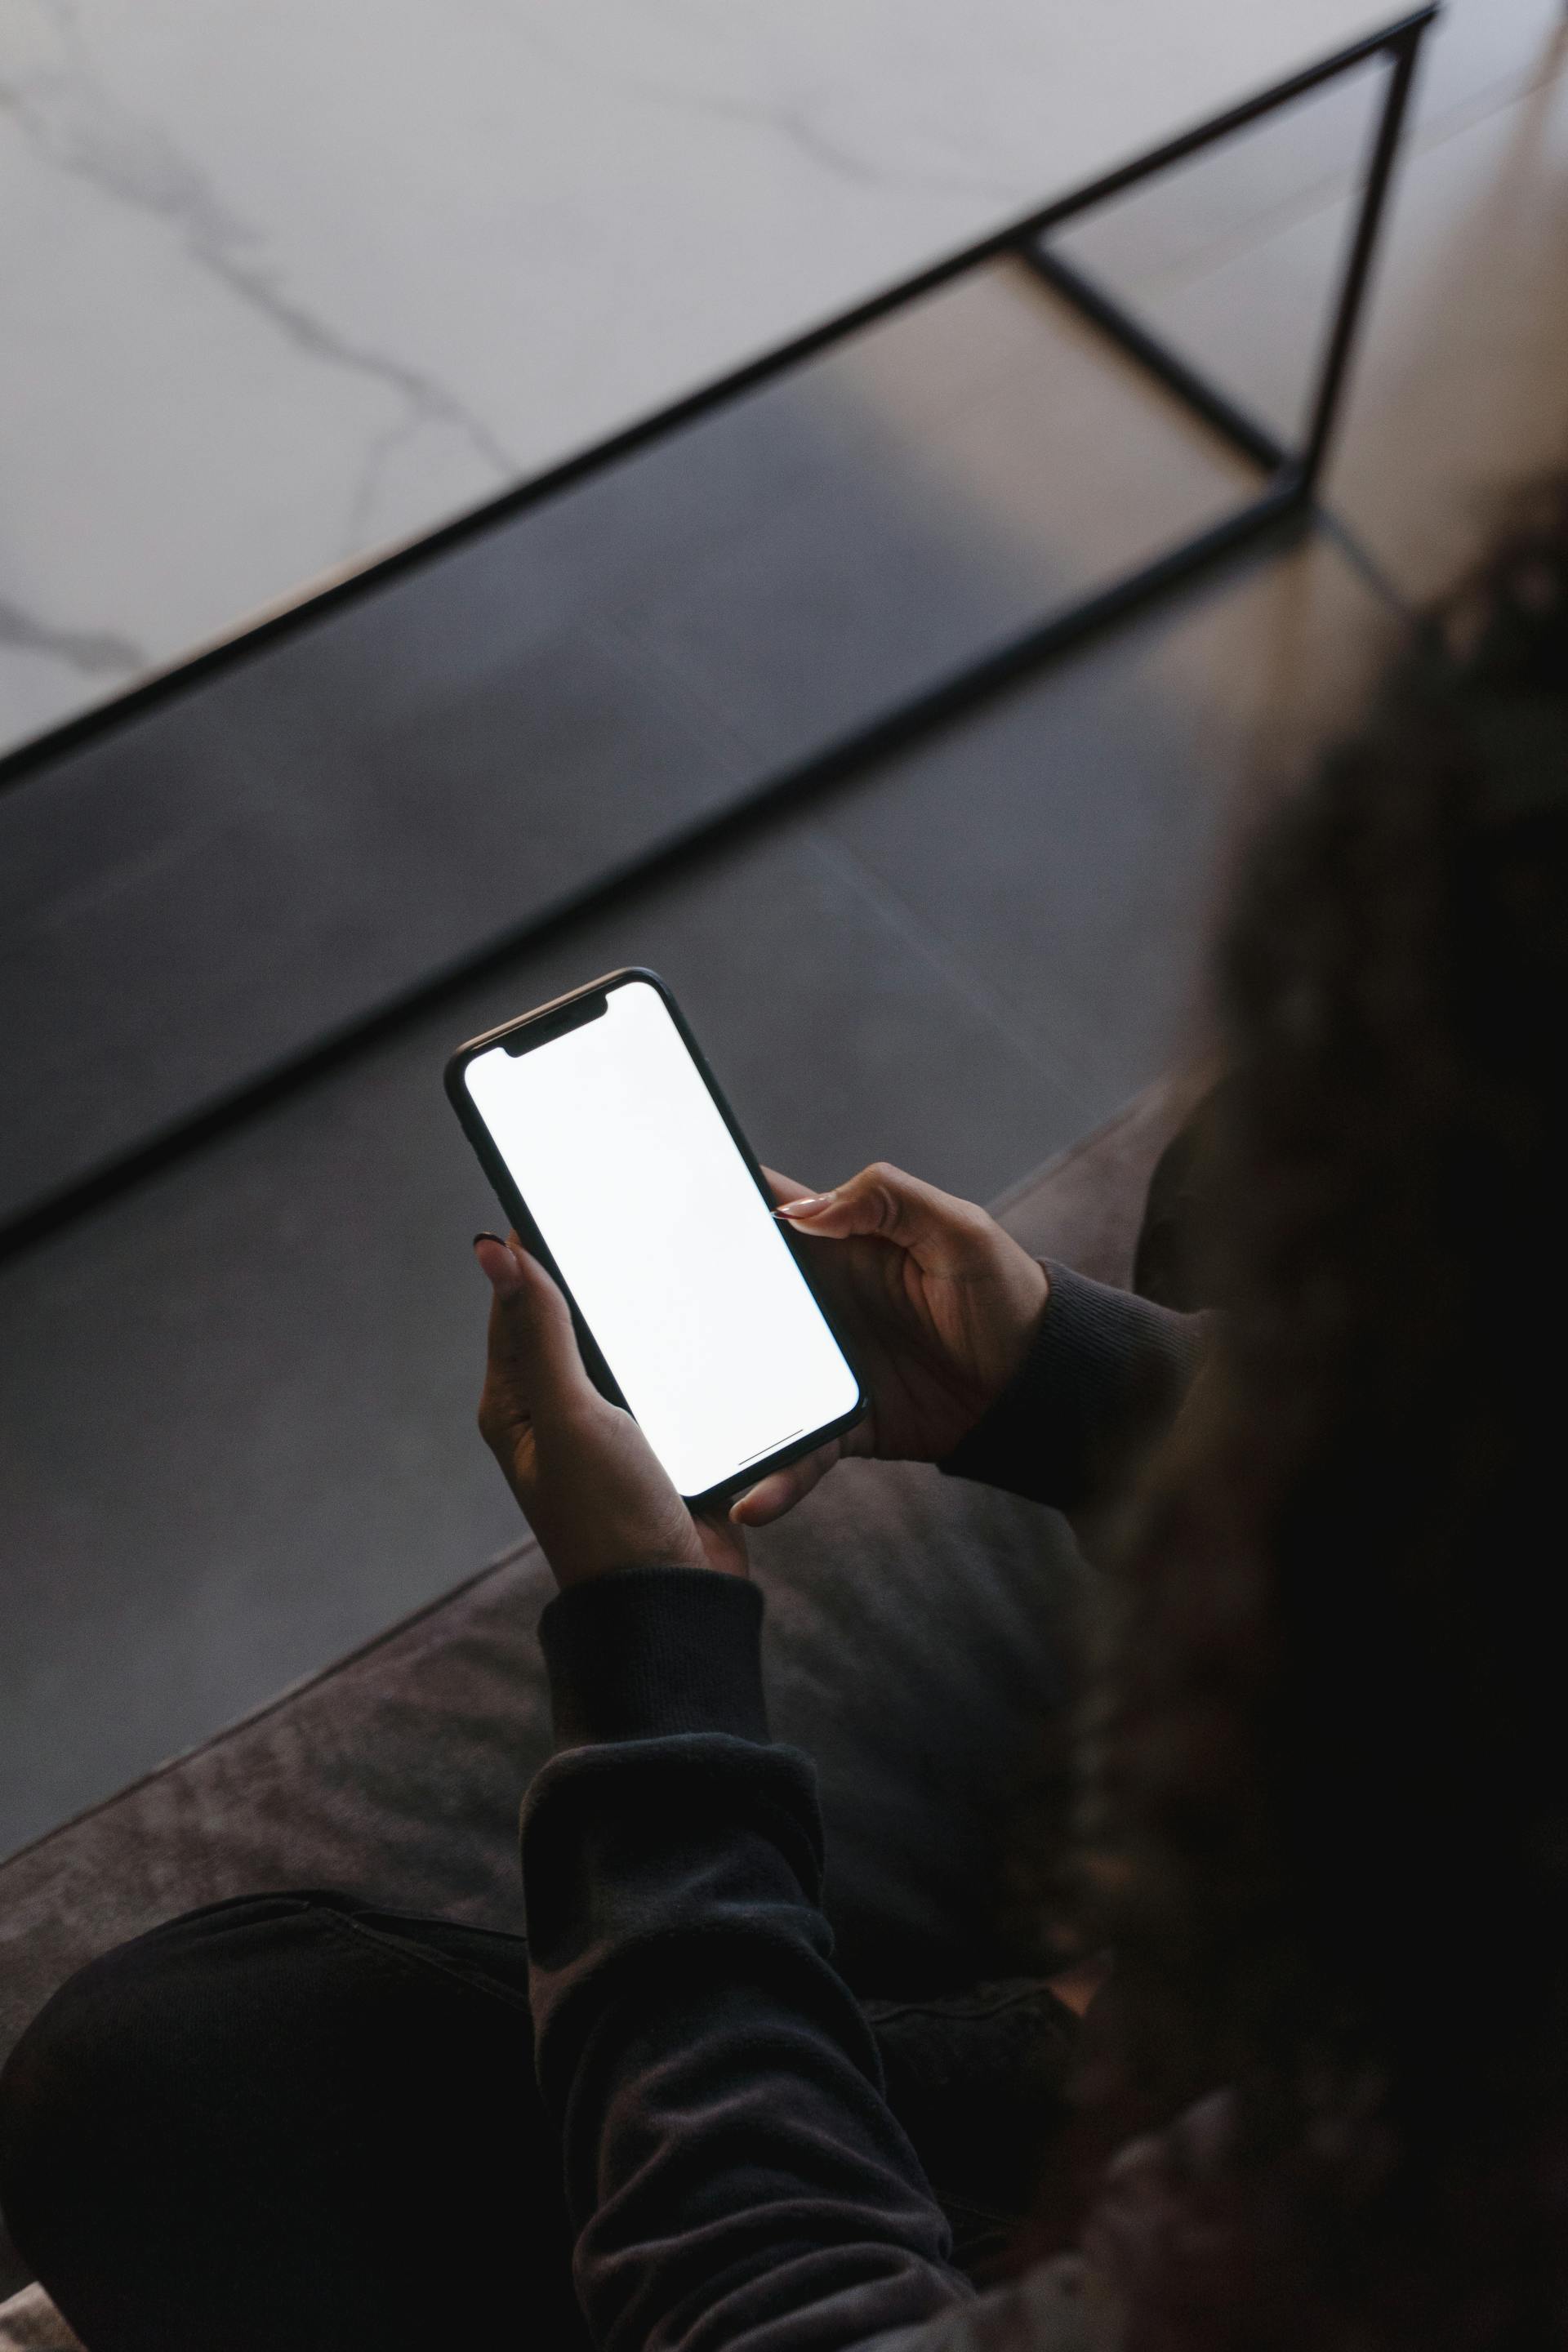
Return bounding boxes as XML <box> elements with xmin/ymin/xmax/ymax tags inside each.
<box><xmin>472</xmin><ymin>1230</ymin><xmax>506</xmax><ymax>1250</ymax></box>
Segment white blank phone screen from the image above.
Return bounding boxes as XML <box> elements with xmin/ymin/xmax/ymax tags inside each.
<box><xmin>463</xmin><ymin>978</ymin><xmax>860</xmax><ymax>1498</ymax></box>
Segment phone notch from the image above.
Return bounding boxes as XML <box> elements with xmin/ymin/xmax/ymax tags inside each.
<box><xmin>505</xmin><ymin>992</ymin><xmax>608</xmax><ymax>1054</ymax></box>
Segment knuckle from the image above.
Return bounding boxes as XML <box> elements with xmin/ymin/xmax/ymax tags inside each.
<box><xmin>951</xmin><ymin>1202</ymin><xmax>1001</xmax><ymax>1263</ymax></box>
<box><xmin>860</xmin><ymin>1163</ymin><xmax>903</xmax><ymax>1234</ymax></box>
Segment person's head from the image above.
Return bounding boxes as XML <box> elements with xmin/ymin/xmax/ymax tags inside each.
<box><xmin>1081</xmin><ymin>482</ymin><xmax>1568</xmax><ymax>2347</ymax></box>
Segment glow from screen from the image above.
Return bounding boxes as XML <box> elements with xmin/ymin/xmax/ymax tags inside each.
<box><xmin>464</xmin><ymin>978</ymin><xmax>859</xmax><ymax>1497</ymax></box>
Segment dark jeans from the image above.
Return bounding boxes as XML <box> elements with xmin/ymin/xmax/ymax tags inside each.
<box><xmin>0</xmin><ymin>1890</ymin><xmax>1079</xmax><ymax>2352</ymax></box>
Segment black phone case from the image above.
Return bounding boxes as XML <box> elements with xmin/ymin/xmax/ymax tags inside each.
<box><xmin>444</xmin><ymin>966</ymin><xmax>866</xmax><ymax>1507</ymax></box>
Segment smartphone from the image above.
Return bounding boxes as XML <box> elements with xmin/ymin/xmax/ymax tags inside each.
<box><xmin>446</xmin><ymin>969</ymin><xmax>865</xmax><ymax>1505</ymax></box>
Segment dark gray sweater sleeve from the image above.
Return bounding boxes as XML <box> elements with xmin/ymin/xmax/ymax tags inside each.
<box><xmin>521</xmin><ymin>1269</ymin><xmax>1190</xmax><ymax>2350</ymax></box>
<box><xmin>522</xmin><ymin>1567</ymin><xmax>972</xmax><ymax>2352</ymax></box>
<box><xmin>939</xmin><ymin>1262</ymin><xmax>1207</xmax><ymax>1511</ymax></box>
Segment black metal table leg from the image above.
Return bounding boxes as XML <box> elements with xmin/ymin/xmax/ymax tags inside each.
<box><xmin>1013</xmin><ymin>15</ymin><xmax>1428</xmax><ymax>546</ymax></box>
<box><xmin>1300</xmin><ymin>24</ymin><xmax>1426</xmax><ymax>488</ymax></box>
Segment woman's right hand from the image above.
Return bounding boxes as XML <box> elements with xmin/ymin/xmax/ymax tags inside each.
<box><xmin>732</xmin><ymin>1162</ymin><xmax>1049</xmax><ymax>1527</ymax></box>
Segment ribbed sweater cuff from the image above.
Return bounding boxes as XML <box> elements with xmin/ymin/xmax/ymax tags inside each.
<box><xmin>539</xmin><ymin>1567</ymin><xmax>769</xmax><ymax>1751</ymax></box>
<box><xmin>939</xmin><ymin>1261</ymin><xmax>1205</xmax><ymax>1510</ymax></box>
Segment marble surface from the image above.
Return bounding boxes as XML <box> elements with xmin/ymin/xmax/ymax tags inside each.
<box><xmin>0</xmin><ymin>0</ymin><xmax>1401</xmax><ymax>756</ymax></box>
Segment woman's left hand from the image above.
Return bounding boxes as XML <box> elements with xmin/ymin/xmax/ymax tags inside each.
<box><xmin>474</xmin><ymin>1234</ymin><xmax>747</xmax><ymax>1590</ymax></box>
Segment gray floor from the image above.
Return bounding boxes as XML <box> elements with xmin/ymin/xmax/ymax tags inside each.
<box><xmin>2</xmin><ymin>0</ymin><xmax>1566</xmax><ymax>1860</ymax></box>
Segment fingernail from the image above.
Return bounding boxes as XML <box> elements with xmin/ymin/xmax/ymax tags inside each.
<box><xmin>472</xmin><ymin>1231</ymin><xmax>506</xmax><ymax>1250</ymax></box>
<box><xmin>775</xmin><ymin>1192</ymin><xmax>833</xmax><ymax>1219</ymax></box>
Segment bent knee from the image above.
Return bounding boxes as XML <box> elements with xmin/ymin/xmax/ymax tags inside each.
<box><xmin>0</xmin><ymin>1891</ymin><xmax>356</xmax><ymax>2262</ymax></box>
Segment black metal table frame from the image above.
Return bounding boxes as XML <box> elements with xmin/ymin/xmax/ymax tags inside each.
<box><xmin>0</xmin><ymin>7</ymin><xmax>1437</xmax><ymax>1255</ymax></box>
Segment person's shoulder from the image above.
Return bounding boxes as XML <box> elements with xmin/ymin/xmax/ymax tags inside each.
<box><xmin>858</xmin><ymin>2255</ymin><xmax>1119</xmax><ymax>2352</ymax></box>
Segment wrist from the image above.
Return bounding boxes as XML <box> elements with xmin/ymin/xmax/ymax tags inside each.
<box><xmin>536</xmin><ymin>1506</ymin><xmax>749</xmax><ymax>1592</ymax></box>
<box><xmin>550</xmin><ymin>1547</ymin><xmax>749</xmax><ymax>1592</ymax></box>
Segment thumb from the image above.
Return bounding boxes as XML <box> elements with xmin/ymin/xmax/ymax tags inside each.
<box><xmin>475</xmin><ymin>1234</ymin><xmax>595</xmax><ymax>1423</ymax></box>
<box><xmin>775</xmin><ymin>1161</ymin><xmax>986</xmax><ymax>1268</ymax></box>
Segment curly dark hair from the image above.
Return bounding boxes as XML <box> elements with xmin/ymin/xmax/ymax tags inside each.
<box><xmin>1077</xmin><ymin>483</ymin><xmax>1568</xmax><ymax>2348</ymax></box>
